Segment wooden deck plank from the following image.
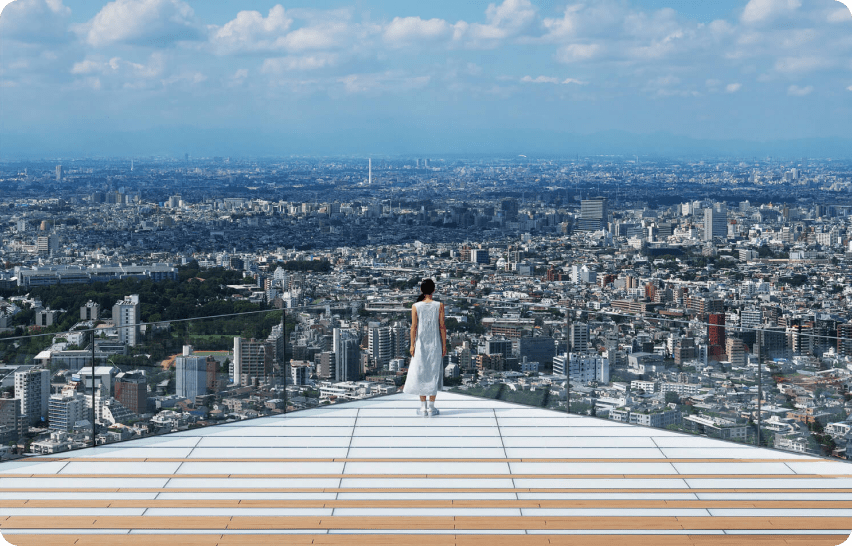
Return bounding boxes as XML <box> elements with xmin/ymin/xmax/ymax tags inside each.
<box><xmin>5</xmin><ymin>499</ymin><xmax>852</xmax><ymax>509</ymax></box>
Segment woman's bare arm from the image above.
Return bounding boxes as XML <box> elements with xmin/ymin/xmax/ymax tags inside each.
<box><xmin>439</xmin><ymin>302</ymin><xmax>447</xmax><ymax>356</ymax></box>
<box><xmin>409</xmin><ymin>305</ymin><xmax>418</xmax><ymax>357</ymax></box>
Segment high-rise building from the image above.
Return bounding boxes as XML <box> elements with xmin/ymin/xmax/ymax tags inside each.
<box><xmin>113</xmin><ymin>295</ymin><xmax>141</xmax><ymax>347</ymax></box>
<box><xmin>725</xmin><ymin>338</ymin><xmax>746</xmax><ymax>367</ymax></box>
<box><xmin>81</xmin><ymin>300</ymin><xmax>100</xmax><ymax>320</ymax></box>
<box><xmin>708</xmin><ymin>313</ymin><xmax>726</xmax><ymax>358</ymax></box>
<box><xmin>703</xmin><ymin>204</ymin><xmax>727</xmax><ymax>241</ymax></box>
<box><xmin>175</xmin><ymin>346</ymin><xmax>207</xmax><ymax>400</ymax></box>
<box><xmin>518</xmin><ymin>337</ymin><xmax>556</xmax><ymax>365</ymax></box>
<box><xmin>233</xmin><ymin>337</ymin><xmax>273</xmax><ymax>386</ymax></box>
<box><xmin>485</xmin><ymin>338</ymin><xmax>513</xmax><ymax>360</ymax></box>
<box><xmin>333</xmin><ymin>328</ymin><xmax>361</xmax><ymax>382</ymax></box>
<box><xmin>569</xmin><ymin>323</ymin><xmax>589</xmax><ymax>352</ymax></box>
<box><xmin>48</xmin><ymin>392</ymin><xmax>86</xmax><ymax>432</ymax></box>
<box><xmin>368</xmin><ymin>327</ymin><xmax>393</xmax><ymax>369</ymax></box>
<box><xmin>36</xmin><ymin>234</ymin><xmax>60</xmax><ymax>256</ymax></box>
<box><xmin>114</xmin><ymin>371</ymin><xmax>147</xmax><ymax>415</ymax></box>
<box><xmin>317</xmin><ymin>351</ymin><xmax>336</xmax><ymax>380</ymax></box>
<box><xmin>576</xmin><ymin>198</ymin><xmax>608</xmax><ymax>232</ymax></box>
<box><xmin>471</xmin><ymin>249</ymin><xmax>490</xmax><ymax>264</ymax></box>
<box><xmin>838</xmin><ymin>324</ymin><xmax>852</xmax><ymax>358</ymax></box>
<box><xmin>15</xmin><ymin>368</ymin><xmax>49</xmax><ymax>425</ymax></box>
<box><xmin>55</xmin><ymin>165</ymin><xmax>62</xmax><ymax>182</ymax></box>
<box><xmin>0</xmin><ymin>397</ymin><xmax>24</xmax><ymax>441</ymax></box>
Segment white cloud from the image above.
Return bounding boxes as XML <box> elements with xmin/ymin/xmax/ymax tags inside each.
<box><xmin>383</xmin><ymin>16</ymin><xmax>452</xmax><ymax>48</ymax></box>
<box><xmin>276</xmin><ymin>22</ymin><xmax>352</xmax><ymax>52</ymax></box>
<box><xmin>338</xmin><ymin>72</ymin><xmax>430</xmax><ymax>94</ymax></box>
<box><xmin>78</xmin><ymin>0</ymin><xmax>200</xmax><ymax>47</ymax></box>
<box><xmin>541</xmin><ymin>5</ymin><xmax>581</xmax><ymax>40</ymax></box>
<box><xmin>725</xmin><ymin>83</ymin><xmax>742</xmax><ymax>93</ymax></box>
<box><xmin>562</xmin><ymin>78</ymin><xmax>587</xmax><ymax>85</ymax></box>
<box><xmin>521</xmin><ymin>75</ymin><xmax>559</xmax><ymax>84</ymax></box>
<box><xmin>261</xmin><ymin>54</ymin><xmax>338</xmax><ymax>72</ymax></box>
<box><xmin>209</xmin><ymin>6</ymin><xmax>292</xmax><ymax>54</ymax></box>
<box><xmin>460</xmin><ymin>0</ymin><xmax>537</xmax><ymax>48</ymax></box>
<box><xmin>0</xmin><ymin>0</ymin><xmax>71</xmax><ymax>43</ymax></box>
<box><xmin>787</xmin><ymin>84</ymin><xmax>813</xmax><ymax>96</ymax></box>
<box><xmin>846</xmin><ymin>85</ymin><xmax>852</xmax><ymax>91</ymax></box>
<box><xmin>555</xmin><ymin>43</ymin><xmax>601</xmax><ymax>63</ymax></box>
<box><xmin>828</xmin><ymin>7</ymin><xmax>852</xmax><ymax>22</ymax></box>
<box><xmin>774</xmin><ymin>55</ymin><xmax>834</xmax><ymax>74</ymax></box>
<box><xmin>741</xmin><ymin>0</ymin><xmax>802</xmax><ymax>24</ymax></box>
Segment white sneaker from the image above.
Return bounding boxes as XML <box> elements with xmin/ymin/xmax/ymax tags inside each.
<box><xmin>427</xmin><ymin>406</ymin><xmax>439</xmax><ymax>416</ymax></box>
<box><xmin>417</xmin><ymin>406</ymin><xmax>428</xmax><ymax>416</ymax></box>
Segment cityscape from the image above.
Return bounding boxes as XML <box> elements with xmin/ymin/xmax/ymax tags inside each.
<box><xmin>0</xmin><ymin>155</ymin><xmax>851</xmax><ymax>461</ymax></box>
<box><xmin>2</xmin><ymin>0</ymin><xmax>852</xmax><ymax>542</ymax></box>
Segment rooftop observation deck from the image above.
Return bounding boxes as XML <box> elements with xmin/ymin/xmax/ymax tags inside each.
<box><xmin>1</xmin><ymin>392</ymin><xmax>851</xmax><ymax>546</ymax></box>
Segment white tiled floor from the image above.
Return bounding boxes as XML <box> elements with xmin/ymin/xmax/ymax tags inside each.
<box><xmin>2</xmin><ymin>391</ymin><xmax>851</xmax><ymax>541</ymax></box>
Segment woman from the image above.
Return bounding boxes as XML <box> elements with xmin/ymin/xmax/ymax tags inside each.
<box><xmin>403</xmin><ymin>278</ymin><xmax>447</xmax><ymax>416</ymax></box>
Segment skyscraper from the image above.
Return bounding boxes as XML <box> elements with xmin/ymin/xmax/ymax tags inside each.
<box><xmin>15</xmin><ymin>368</ymin><xmax>49</xmax><ymax>425</ymax></box>
<box><xmin>333</xmin><ymin>328</ymin><xmax>361</xmax><ymax>382</ymax></box>
<box><xmin>233</xmin><ymin>337</ymin><xmax>272</xmax><ymax>386</ymax></box>
<box><xmin>569</xmin><ymin>323</ymin><xmax>589</xmax><ymax>352</ymax></box>
<box><xmin>368</xmin><ymin>327</ymin><xmax>392</xmax><ymax>369</ymax></box>
<box><xmin>113</xmin><ymin>295</ymin><xmax>141</xmax><ymax>347</ymax></box>
<box><xmin>703</xmin><ymin>204</ymin><xmax>727</xmax><ymax>241</ymax></box>
<box><xmin>576</xmin><ymin>198</ymin><xmax>608</xmax><ymax>232</ymax></box>
<box><xmin>175</xmin><ymin>346</ymin><xmax>207</xmax><ymax>400</ymax></box>
<box><xmin>114</xmin><ymin>371</ymin><xmax>147</xmax><ymax>415</ymax></box>
<box><xmin>55</xmin><ymin>165</ymin><xmax>62</xmax><ymax>182</ymax></box>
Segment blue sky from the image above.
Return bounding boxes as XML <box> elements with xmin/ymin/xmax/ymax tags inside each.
<box><xmin>1</xmin><ymin>0</ymin><xmax>850</xmax><ymax>157</ymax></box>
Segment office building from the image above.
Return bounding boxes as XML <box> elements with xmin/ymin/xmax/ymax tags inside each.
<box><xmin>518</xmin><ymin>336</ymin><xmax>555</xmax><ymax>366</ymax></box>
<box><xmin>471</xmin><ymin>249</ymin><xmax>490</xmax><ymax>264</ymax></box>
<box><xmin>576</xmin><ymin>198</ymin><xmax>608</xmax><ymax>232</ymax></box>
<box><xmin>233</xmin><ymin>337</ymin><xmax>273</xmax><ymax>386</ymax></box>
<box><xmin>81</xmin><ymin>301</ymin><xmax>100</xmax><ymax>320</ymax></box>
<box><xmin>36</xmin><ymin>234</ymin><xmax>60</xmax><ymax>256</ymax></box>
<box><xmin>333</xmin><ymin>328</ymin><xmax>361</xmax><ymax>383</ymax></box>
<box><xmin>113</xmin><ymin>295</ymin><xmax>141</xmax><ymax>347</ymax></box>
<box><xmin>485</xmin><ymin>338</ymin><xmax>513</xmax><ymax>360</ymax></box>
<box><xmin>175</xmin><ymin>346</ymin><xmax>207</xmax><ymax>400</ymax></box>
<box><xmin>114</xmin><ymin>371</ymin><xmax>147</xmax><ymax>415</ymax></box>
<box><xmin>553</xmin><ymin>353</ymin><xmax>610</xmax><ymax>383</ymax></box>
<box><xmin>15</xmin><ymin>368</ymin><xmax>49</xmax><ymax>425</ymax></box>
<box><xmin>708</xmin><ymin>313</ymin><xmax>725</xmax><ymax>358</ymax></box>
<box><xmin>703</xmin><ymin>204</ymin><xmax>727</xmax><ymax>241</ymax></box>
<box><xmin>48</xmin><ymin>392</ymin><xmax>86</xmax><ymax>432</ymax></box>
<box><xmin>55</xmin><ymin>165</ymin><xmax>62</xmax><ymax>182</ymax></box>
<box><xmin>368</xmin><ymin>327</ymin><xmax>393</xmax><ymax>369</ymax></box>
<box><xmin>569</xmin><ymin>322</ymin><xmax>589</xmax><ymax>352</ymax></box>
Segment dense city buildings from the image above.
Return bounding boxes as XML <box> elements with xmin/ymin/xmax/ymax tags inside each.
<box><xmin>0</xmin><ymin>155</ymin><xmax>851</xmax><ymax>461</ymax></box>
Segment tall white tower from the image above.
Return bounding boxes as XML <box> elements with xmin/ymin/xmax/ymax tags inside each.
<box><xmin>368</xmin><ymin>158</ymin><xmax>372</xmax><ymax>185</ymax></box>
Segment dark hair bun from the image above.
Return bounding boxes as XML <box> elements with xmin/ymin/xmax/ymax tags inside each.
<box><xmin>417</xmin><ymin>278</ymin><xmax>436</xmax><ymax>302</ymax></box>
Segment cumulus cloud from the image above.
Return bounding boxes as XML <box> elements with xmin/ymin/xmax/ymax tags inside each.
<box><xmin>77</xmin><ymin>0</ymin><xmax>201</xmax><ymax>47</ymax></box>
<box><xmin>70</xmin><ymin>54</ymin><xmax>164</xmax><ymax>79</ymax></box>
<box><xmin>460</xmin><ymin>0</ymin><xmax>537</xmax><ymax>48</ymax></box>
<box><xmin>209</xmin><ymin>6</ymin><xmax>292</xmax><ymax>54</ymax></box>
<box><xmin>0</xmin><ymin>0</ymin><xmax>71</xmax><ymax>43</ymax></box>
<box><xmin>555</xmin><ymin>43</ymin><xmax>601</xmax><ymax>63</ymax></box>
<box><xmin>741</xmin><ymin>0</ymin><xmax>802</xmax><ymax>24</ymax></box>
<box><xmin>726</xmin><ymin>83</ymin><xmax>742</xmax><ymax>92</ymax></box>
<box><xmin>383</xmin><ymin>16</ymin><xmax>453</xmax><ymax>48</ymax></box>
<box><xmin>787</xmin><ymin>84</ymin><xmax>813</xmax><ymax>96</ymax></box>
<box><xmin>848</xmin><ymin>84</ymin><xmax>852</xmax><ymax>91</ymax></box>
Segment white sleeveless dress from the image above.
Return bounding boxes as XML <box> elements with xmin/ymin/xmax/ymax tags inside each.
<box><xmin>403</xmin><ymin>300</ymin><xmax>444</xmax><ymax>396</ymax></box>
